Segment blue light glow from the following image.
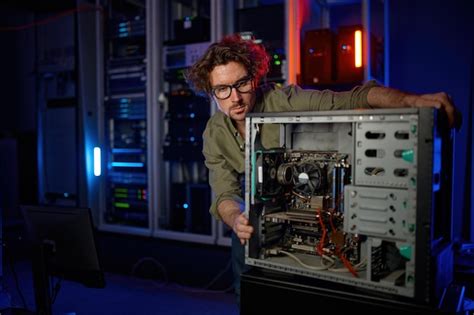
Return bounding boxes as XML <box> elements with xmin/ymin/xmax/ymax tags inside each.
<box><xmin>111</xmin><ymin>162</ymin><xmax>144</xmax><ymax>168</ymax></box>
<box><xmin>94</xmin><ymin>147</ymin><xmax>101</xmax><ymax>176</ymax></box>
<box><xmin>433</xmin><ymin>138</ymin><xmax>441</xmax><ymax>191</ymax></box>
<box><xmin>112</xmin><ymin>148</ymin><xmax>143</xmax><ymax>154</ymax></box>
<box><xmin>183</xmin><ymin>203</ymin><xmax>189</xmax><ymax>209</ymax></box>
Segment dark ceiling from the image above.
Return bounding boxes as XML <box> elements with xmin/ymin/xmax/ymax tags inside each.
<box><xmin>0</xmin><ymin>0</ymin><xmax>78</xmax><ymax>12</ymax></box>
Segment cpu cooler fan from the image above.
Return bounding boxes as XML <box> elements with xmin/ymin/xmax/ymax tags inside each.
<box><xmin>293</xmin><ymin>162</ymin><xmax>324</xmax><ymax>195</ymax></box>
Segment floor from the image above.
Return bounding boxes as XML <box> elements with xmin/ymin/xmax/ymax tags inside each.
<box><xmin>1</xmin><ymin>261</ymin><xmax>239</xmax><ymax>315</ymax></box>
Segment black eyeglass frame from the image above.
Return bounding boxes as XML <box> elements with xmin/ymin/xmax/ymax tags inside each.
<box><xmin>210</xmin><ymin>75</ymin><xmax>254</xmax><ymax>100</ymax></box>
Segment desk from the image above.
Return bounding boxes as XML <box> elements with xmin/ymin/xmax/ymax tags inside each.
<box><xmin>241</xmin><ymin>268</ymin><xmax>445</xmax><ymax>315</ymax></box>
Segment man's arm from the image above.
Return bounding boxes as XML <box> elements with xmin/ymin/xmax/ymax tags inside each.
<box><xmin>218</xmin><ymin>200</ymin><xmax>253</xmax><ymax>245</ymax></box>
<box><xmin>367</xmin><ymin>86</ymin><xmax>460</xmax><ymax>128</ymax></box>
<box><xmin>202</xmin><ymin>119</ymin><xmax>254</xmax><ymax>244</ymax></box>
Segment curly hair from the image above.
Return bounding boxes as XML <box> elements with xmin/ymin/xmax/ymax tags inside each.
<box><xmin>185</xmin><ymin>34</ymin><xmax>270</xmax><ymax>95</ymax></box>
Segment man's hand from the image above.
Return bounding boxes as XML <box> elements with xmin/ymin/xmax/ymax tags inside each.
<box><xmin>403</xmin><ymin>92</ymin><xmax>462</xmax><ymax>129</ymax></box>
<box><xmin>217</xmin><ymin>199</ymin><xmax>254</xmax><ymax>245</ymax></box>
<box><xmin>231</xmin><ymin>213</ymin><xmax>254</xmax><ymax>245</ymax></box>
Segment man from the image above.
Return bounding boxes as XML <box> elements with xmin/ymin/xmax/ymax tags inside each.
<box><xmin>186</xmin><ymin>34</ymin><xmax>459</xmax><ymax>304</ymax></box>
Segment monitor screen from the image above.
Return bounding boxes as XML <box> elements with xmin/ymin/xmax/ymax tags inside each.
<box><xmin>21</xmin><ymin>205</ymin><xmax>105</xmax><ymax>288</ymax></box>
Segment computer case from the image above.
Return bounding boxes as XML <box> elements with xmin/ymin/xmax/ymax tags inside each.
<box><xmin>244</xmin><ymin>108</ymin><xmax>453</xmax><ymax>306</ymax></box>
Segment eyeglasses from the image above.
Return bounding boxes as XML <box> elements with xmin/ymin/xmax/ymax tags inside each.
<box><xmin>211</xmin><ymin>75</ymin><xmax>253</xmax><ymax>100</ymax></box>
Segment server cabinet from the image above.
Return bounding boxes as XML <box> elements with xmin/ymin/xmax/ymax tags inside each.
<box><xmin>98</xmin><ymin>0</ymin><xmax>152</xmax><ymax>235</ymax></box>
<box><xmin>153</xmin><ymin>0</ymin><xmax>216</xmax><ymax>244</ymax></box>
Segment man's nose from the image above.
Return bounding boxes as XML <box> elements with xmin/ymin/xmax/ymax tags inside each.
<box><xmin>229</xmin><ymin>87</ymin><xmax>242</xmax><ymax>102</ymax></box>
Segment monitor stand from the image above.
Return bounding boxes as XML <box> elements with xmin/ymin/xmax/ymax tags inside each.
<box><xmin>31</xmin><ymin>241</ymin><xmax>55</xmax><ymax>315</ymax></box>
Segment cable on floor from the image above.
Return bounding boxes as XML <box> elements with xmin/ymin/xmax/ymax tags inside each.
<box><xmin>131</xmin><ymin>256</ymin><xmax>234</xmax><ymax>294</ymax></box>
<box><xmin>131</xmin><ymin>256</ymin><xmax>170</xmax><ymax>288</ymax></box>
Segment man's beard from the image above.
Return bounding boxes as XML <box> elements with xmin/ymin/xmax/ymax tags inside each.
<box><xmin>229</xmin><ymin>102</ymin><xmax>247</xmax><ymax>118</ymax></box>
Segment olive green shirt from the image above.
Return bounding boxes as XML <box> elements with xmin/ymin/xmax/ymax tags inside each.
<box><xmin>202</xmin><ymin>80</ymin><xmax>378</xmax><ymax>220</ymax></box>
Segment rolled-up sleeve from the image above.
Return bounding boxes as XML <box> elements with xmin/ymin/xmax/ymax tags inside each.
<box><xmin>202</xmin><ymin>125</ymin><xmax>244</xmax><ymax>220</ymax></box>
<box><xmin>280</xmin><ymin>80</ymin><xmax>380</xmax><ymax>111</ymax></box>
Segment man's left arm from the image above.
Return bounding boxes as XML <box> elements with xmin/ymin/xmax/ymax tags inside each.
<box><xmin>367</xmin><ymin>86</ymin><xmax>461</xmax><ymax>129</ymax></box>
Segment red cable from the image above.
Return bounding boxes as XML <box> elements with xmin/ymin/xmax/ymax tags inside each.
<box><xmin>329</xmin><ymin>211</ymin><xmax>358</xmax><ymax>277</ymax></box>
<box><xmin>317</xmin><ymin>208</ymin><xmax>326</xmax><ymax>256</ymax></box>
<box><xmin>340</xmin><ymin>253</ymin><xmax>358</xmax><ymax>277</ymax></box>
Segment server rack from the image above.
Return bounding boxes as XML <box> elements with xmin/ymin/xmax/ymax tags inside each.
<box><xmin>153</xmin><ymin>0</ymin><xmax>216</xmax><ymax>244</ymax></box>
<box><xmin>98</xmin><ymin>0</ymin><xmax>152</xmax><ymax>235</ymax></box>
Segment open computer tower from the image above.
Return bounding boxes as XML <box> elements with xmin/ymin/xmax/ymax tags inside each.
<box><xmin>244</xmin><ymin>108</ymin><xmax>453</xmax><ymax>305</ymax></box>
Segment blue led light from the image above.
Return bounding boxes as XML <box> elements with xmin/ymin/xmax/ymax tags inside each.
<box><xmin>433</xmin><ymin>138</ymin><xmax>441</xmax><ymax>191</ymax></box>
<box><xmin>111</xmin><ymin>162</ymin><xmax>144</xmax><ymax>168</ymax></box>
<box><xmin>183</xmin><ymin>203</ymin><xmax>189</xmax><ymax>209</ymax></box>
<box><xmin>112</xmin><ymin>148</ymin><xmax>143</xmax><ymax>154</ymax></box>
<box><xmin>94</xmin><ymin>147</ymin><xmax>101</xmax><ymax>176</ymax></box>
<box><xmin>190</xmin><ymin>113</ymin><xmax>195</xmax><ymax>118</ymax></box>
<box><xmin>190</xmin><ymin>137</ymin><xmax>195</xmax><ymax>142</ymax></box>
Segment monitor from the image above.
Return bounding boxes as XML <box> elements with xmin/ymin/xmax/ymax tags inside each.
<box><xmin>21</xmin><ymin>205</ymin><xmax>105</xmax><ymax>315</ymax></box>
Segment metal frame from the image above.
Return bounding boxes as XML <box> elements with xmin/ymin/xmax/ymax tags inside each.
<box><xmin>244</xmin><ymin>108</ymin><xmax>452</xmax><ymax>305</ymax></box>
